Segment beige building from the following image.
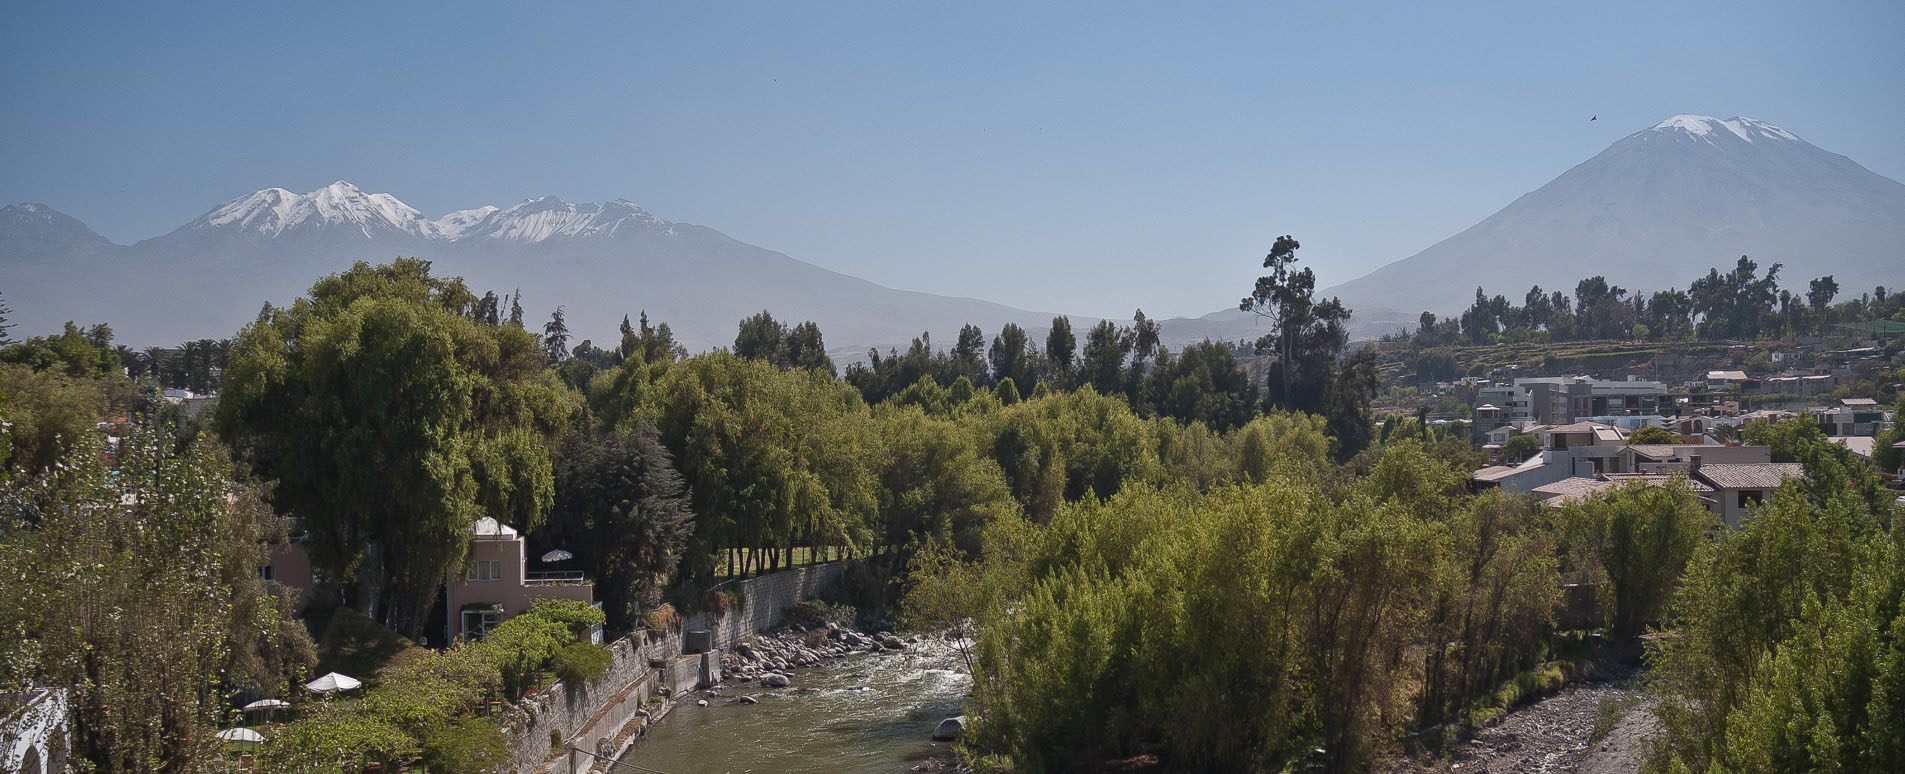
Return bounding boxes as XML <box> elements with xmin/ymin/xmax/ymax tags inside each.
<box><xmin>259</xmin><ymin>516</ymin><xmax>596</xmax><ymax>646</ymax></box>
<box><xmin>445</xmin><ymin>517</ymin><xmax>595</xmax><ymax>643</ymax></box>
<box><xmin>1692</xmin><ymin>462</ymin><xmax>1808</xmax><ymax>529</ymax></box>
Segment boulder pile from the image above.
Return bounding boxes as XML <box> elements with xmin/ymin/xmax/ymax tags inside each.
<box><xmin>720</xmin><ymin>621</ymin><xmax>906</xmax><ymax>684</ymax></box>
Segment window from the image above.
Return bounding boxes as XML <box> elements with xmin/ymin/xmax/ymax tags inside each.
<box><xmin>1738</xmin><ymin>490</ymin><xmax>1763</xmax><ymax>509</ymax></box>
<box><xmin>461</xmin><ymin>608</ymin><xmax>502</xmax><ymax>640</ymax></box>
<box><xmin>465</xmin><ymin>560</ymin><xmax>502</xmax><ymax>581</ymax></box>
<box><xmin>257</xmin><ymin>565</ymin><xmax>275</xmax><ymax>581</ymax></box>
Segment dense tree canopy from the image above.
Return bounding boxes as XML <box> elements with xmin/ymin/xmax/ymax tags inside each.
<box><xmin>1409</xmin><ymin>255</ymin><xmax>1900</xmax><ymax>346</ymax></box>
<box><xmin>538</xmin><ymin>420</ymin><xmax>693</xmax><ymax>631</ymax></box>
<box><xmin>217</xmin><ymin>259</ymin><xmax>576</xmax><ymax>637</ymax></box>
<box><xmin>1</xmin><ymin>422</ymin><xmax>314</xmax><ymax>773</ymax></box>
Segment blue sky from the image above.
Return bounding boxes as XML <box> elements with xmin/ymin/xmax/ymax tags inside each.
<box><xmin>3</xmin><ymin>1</ymin><xmax>1900</xmax><ymax>320</ymax></box>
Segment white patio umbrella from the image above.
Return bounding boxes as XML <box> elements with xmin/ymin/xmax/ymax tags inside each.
<box><xmin>216</xmin><ymin>727</ymin><xmax>265</xmax><ymax>744</ymax></box>
<box><xmin>242</xmin><ymin>698</ymin><xmax>290</xmax><ymax>711</ymax></box>
<box><xmin>304</xmin><ymin>672</ymin><xmax>362</xmax><ymax>695</ymax></box>
<box><xmin>541</xmin><ymin>549</ymin><xmax>574</xmax><ymax>562</ymax></box>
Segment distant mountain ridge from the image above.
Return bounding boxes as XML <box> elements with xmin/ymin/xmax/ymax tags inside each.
<box><xmin>5</xmin><ymin>113</ymin><xmax>1900</xmax><ymax>351</ymax></box>
<box><xmin>1</xmin><ymin>183</ymin><xmax>1080</xmax><ymax>352</ymax></box>
<box><xmin>1313</xmin><ymin>114</ymin><xmax>1905</xmax><ymax>335</ymax></box>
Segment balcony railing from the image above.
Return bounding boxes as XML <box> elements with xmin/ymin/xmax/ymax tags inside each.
<box><xmin>523</xmin><ymin>570</ymin><xmax>589</xmax><ymax>586</ymax></box>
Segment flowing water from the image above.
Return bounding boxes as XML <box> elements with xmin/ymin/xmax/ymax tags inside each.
<box><xmin>616</xmin><ymin>636</ymin><xmax>972</xmax><ymax>774</ymax></box>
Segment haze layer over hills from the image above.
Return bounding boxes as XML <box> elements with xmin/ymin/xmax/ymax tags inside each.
<box><xmin>0</xmin><ymin>183</ymin><xmax>1075</xmax><ymax>352</ymax></box>
<box><xmin>3</xmin><ymin>114</ymin><xmax>1899</xmax><ymax>351</ymax></box>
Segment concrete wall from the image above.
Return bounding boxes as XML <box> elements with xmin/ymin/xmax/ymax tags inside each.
<box><xmin>501</xmin><ymin>562</ymin><xmax>842</xmax><ymax>774</ymax></box>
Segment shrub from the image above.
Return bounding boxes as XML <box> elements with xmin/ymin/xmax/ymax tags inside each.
<box><xmin>789</xmin><ymin>599</ymin><xmax>856</xmax><ymax>628</ymax></box>
<box><xmin>525</xmin><ymin>598</ymin><xmax>605</xmax><ymax>639</ymax></box>
<box><xmin>551</xmin><ymin>642</ymin><xmax>612</xmax><ymax>685</ymax></box>
<box><xmin>641</xmin><ymin>604</ymin><xmax>679</xmax><ymax>632</ymax></box>
<box><xmin>697</xmin><ymin>588</ymin><xmax>743</xmax><ymax>616</ymax></box>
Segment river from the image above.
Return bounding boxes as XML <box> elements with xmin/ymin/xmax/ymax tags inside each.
<box><xmin>616</xmin><ymin>635</ymin><xmax>972</xmax><ymax>774</ymax></box>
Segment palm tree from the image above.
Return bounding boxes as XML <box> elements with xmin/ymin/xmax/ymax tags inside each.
<box><xmin>113</xmin><ymin>345</ymin><xmax>139</xmax><ymax>376</ymax></box>
<box><xmin>140</xmin><ymin>346</ymin><xmax>169</xmax><ymax>380</ymax></box>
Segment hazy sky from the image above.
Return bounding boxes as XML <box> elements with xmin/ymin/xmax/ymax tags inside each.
<box><xmin>4</xmin><ymin>1</ymin><xmax>1901</xmax><ymax>320</ymax></box>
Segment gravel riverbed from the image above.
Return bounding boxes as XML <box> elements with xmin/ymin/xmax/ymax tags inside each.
<box><xmin>1392</xmin><ymin>667</ymin><xmax>1661</xmax><ymax>774</ymax></box>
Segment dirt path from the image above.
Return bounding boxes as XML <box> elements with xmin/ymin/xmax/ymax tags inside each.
<box><xmin>1393</xmin><ymin>670</ymin><xmax>1660</xmax><ymax>774</ymax></box>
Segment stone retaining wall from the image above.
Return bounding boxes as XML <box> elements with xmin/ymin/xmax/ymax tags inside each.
<box><xmin>501</xmin><ymin>629</ymin><xmax>682</xmax><ymax>774</ymax></box>
<box><xmin>683</xmin><ymin>562</ymin><xmax>845</xmax><ymax>652</ymax></box>
<box><xmin>501</xmin><ymin>562</ymin><xmax>843</xmax><ymax>774</ymax></box>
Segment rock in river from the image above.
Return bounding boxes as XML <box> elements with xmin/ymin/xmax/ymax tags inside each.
<box><xmin>932</xmin><ymin>716</ymin><xmax>966</xmax><ymax>742</ymax></box>
<box><xmin>761</xmin><ymin>673</ymin><xmax>791</xmax><ymax>688</ymax></box>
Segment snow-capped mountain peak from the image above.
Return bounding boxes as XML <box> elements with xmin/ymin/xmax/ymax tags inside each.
<box><xmin>431</xmin><ymin>205</ymin><xmax>499</xmax><ymax>240</ymax></box>
<box><xmin>469</xmin><ymin>196</ymin><xmax>668</xmax><ymax>244</ymax></box>
<box><xmin>193</xmin><ymin>181</ymin><xmax>433</xmax><ymax>239</ymax></box>
<box><xmin>183</xmin><ymin>182</ymin><xmax>674</xmax><ymax>244</ymax></box>
<box><xmin>1648</xmin><ymin>114</ymin><xmax>1800</xmax><ymax>143</ymax></box>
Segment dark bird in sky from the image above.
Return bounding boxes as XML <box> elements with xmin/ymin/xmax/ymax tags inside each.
<box><xmin>1590</xmin><ymin>115</ymin><xmax>1598</xmax><ymax>121</ymax></box>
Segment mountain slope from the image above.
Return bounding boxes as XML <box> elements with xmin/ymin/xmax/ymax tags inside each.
<box><xmin>0</xmin><ymin>183</ymin><xmax>1075</xmax><ymax>351</ymax></box>
<box><xmin>0</xmin><ymin>203</ymin><xmax>115</xmax><ymax>263</ymax></box>
<box><xmin>1319</xmin><ymin>115</ymin><xmax>1905</xmax><ymax>327</ymax></box>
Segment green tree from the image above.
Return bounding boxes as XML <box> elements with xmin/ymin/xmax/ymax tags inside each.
<box><xmin>1141</xmin><ymin>339</ymin><xmax>1258</xmax><ymax>431</ymax></box>
<box><xmin>1807</xmin><ymin>275</ymin><xmax>1839</xmax><ymax>313</ymax></box>
<box><xmin>1417</xmin><ymin>492</ymin><xmax>1561</xmax><ymax>726</ymax></box>
<box><xmin>1237</xmin><ymin>236</ymin><xmax>1368</xmax><ymax>456</ymax></box>
<box><xmin>1647</xmin><ymin>463</ymin><xmax>1896</xmax><ymax>772</ymax></box>
<box><xmin>872</xmin><ymin>406</ymin><xmax>1017</xmax><ymax>557</ymax></box>
<box><xmin>639</xmin><ymin>353</ymin><xmax>876</xmax><ymax>581</ymax></box>
<box><xmin>540</xmin><ymin>420</ymin><xmax>693</xmax><ymax>631</ymax></box>
<box><xmin>734</xmin><ymin>311</ymin><xmax>834</xmax><ymax>375</ymax></box>
<box><xmin>951</xmin><ymin>323</ymin><xmax>988</xmax><ymax>385</ymax></box>
<box><xmin>0</xmin><ymin>422</ymin><xmax>315</xmax><ymax>772</ymax></box>
<box><xmin>1407</xmin><ymin>349</ymin><xmax>1460</xmax><ymax>384</ymax></box>
<box><xmin>1240</xmin><ymin>236</ymin><xmax>1349</xmax><ymax>413</ymax></box>
<box><xmin>1574</xmin><ymin>276</ymin><xmax>1633</xmax><ymax>339</ymax></box>
<box><xmin>542</xmin><ymin>305</ymin><xmax>570</xmax><ymax>361</ymax></box>
<box><xmin>1562</xmin><ymin>482</ymin><xmax>1711</xmax><ymax>638</ymax></box>
<box><xmin>1499</xmin><ymin>433</ymin><xmax>1540</xmax><ymax>463</ymax></box>
<box><xmin>733</xmin><ymin>309</ymin><xmax>788</xmax><ymax>364</ymax></box>
<box><xmin>620</xmin><ymin>311</ymin><xmax>683</xmax><ymax>366</ymax></box>
<box><xmin>988</xmin><ymin>323</ymin><xmax>1039</xmax><ymax>392</ymax></box>
<box><xmin>217</xmin><ymin>259</ymin><xmax>575</xmax><ymax>637</ymax></box>
<box><xmin>1691</xmin><ymin>256</ymin><xmax>1782</xmax><ymax>339</ymax></box>
<box><xmin>0</xmin><ymin>363</ymin><xmax>131</xmax><ymax>473</ymax></box>
<box><xmin>0</xmin><ymin>320</ymin><xmax>120</xmax><ymax>378</ymax></box>
<box><xmin>995</xmin><ymin>376</ymin><xmax>1022</xmax><ymax>406</ymax></box>
<box><xmin>1079</xmin><ymin>319</ymin><xmax>1132</xmax><ymax>396</ymax></box>
<box><xmin>1628</xmin><ymin>425</ymin><xmax>1677</xmax><ymax>445</ymax></box>
<box><xmin>784</xmin><ymin>320</ymin><xmax>835</xmax><ymax>375</ymax></box>
<box><xmin>1871</xmin><ymin>395</ymin><xmax>1905</xmax><ymax>475</ymax></box>
<box><xmin>1044</xmin><ymin>316</ymin><xmax>1076</xmax><ymax>388</ymax></box>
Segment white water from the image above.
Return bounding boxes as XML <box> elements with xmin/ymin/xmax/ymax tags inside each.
<box><xmin>618</xmin><ymin>636</ymin><xmax>972</xmax><ymax>773</ymax></box>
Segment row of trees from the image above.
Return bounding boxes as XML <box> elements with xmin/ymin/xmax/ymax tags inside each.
<box><xmin>0</xmin><ymin>313</ymin><xmax>234</xmax><ymax>395</ymax></box>
<box><xmin>1644</xmin><ymin>420</ymin><xmax>1904</xmax><ymax>771</ymax></box>
<box><xmin>194</xmin><ymin>237</ymin><xmax>1363</xmax><ymax>638</ymax></box>
<box><xmin>2</xmin><ymin>233</ymin><xmax>1371</xmax><ymax>768</ymax></box>
<box><xmin>905</xmin><ymin>418</ymin><xmax>1903</xmax><ymax>771</ymax></box>
<box><xmin>1411</xmin><ymin>256</ymin><xmax>1900</xmax><ymax>347</ymax></box>
<box><xmin>905</xmin><ymin>434</ymin><xmax>1724</xmax><ymax>771</ymax></box>
<box><xmin>829</xmin><ymin>238</ymin><xmax>1373</xmax><ymax>444</ymax></box>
